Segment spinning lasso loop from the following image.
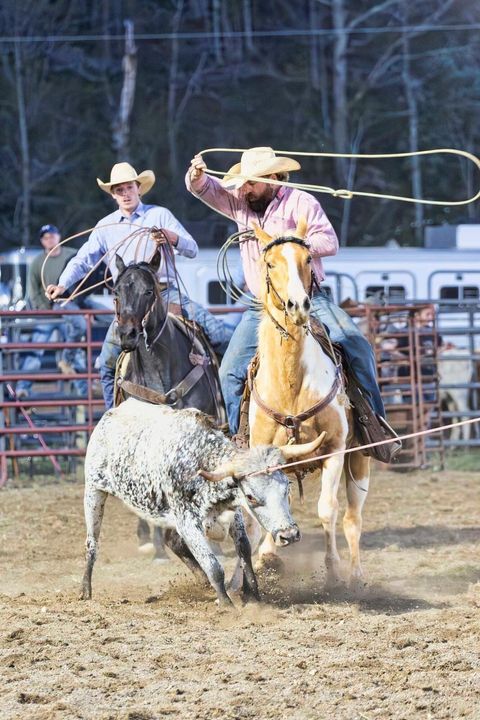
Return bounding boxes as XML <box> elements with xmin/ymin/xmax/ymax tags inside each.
<box><xmin>202</xmin><ymin>147</ymin><xmax>480</xmax><ymax>310</ymax></box>
<box><xmin>199</xmin><ymin>147</ymin><xmax>480</xmax><ymax>206</ymax></box>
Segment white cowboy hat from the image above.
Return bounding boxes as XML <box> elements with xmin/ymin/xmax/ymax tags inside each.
<box><xmin>221</xmin><ymin>147</ymin><xmax>301</xmax><ymax>190</ymax></box>
<box><xmin>96</xmin><ymin>162</ymin><xmax>156</xmax><ymax>195</ymax></box>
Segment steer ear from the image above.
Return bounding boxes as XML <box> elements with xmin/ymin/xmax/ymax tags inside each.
<box><xmin>115</xmin><ymin>254</ymin><xmax>126</xmax><ymax>275</ymax></box>
<box><xmin>198</xmin><ymin>461</ymin><xmax>237</xmax><ymax>483</ymax></box>
<box><xmin>295</xmin><ymin>216</ymin><xmax>307</xmax><ymax>240</ymax></box>
<box><xmin>278</xmin><ymin>431</ymin><xmax>326</xmax><ymax>461</ymax></box>
<box><xmin>252</xmin><ymin>223</ymin><xmax>273</xmax><ymax>248</ymax></box>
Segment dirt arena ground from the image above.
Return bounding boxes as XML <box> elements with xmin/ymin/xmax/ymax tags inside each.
<box><xmin>1</xmin><ymin>466</ymin><xmax>479</xmax><ymax>720</ymax></box>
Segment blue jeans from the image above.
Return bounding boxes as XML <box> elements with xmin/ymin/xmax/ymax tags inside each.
<box><xmin>99</xmin><ymin>288</ymin><xmax>234</xmax><ymax>409</ymax></box>
<box><xmin>219</xmin><ymin>291</ymin><xmax>385</xmax><ymax>435</ymax></box>
<box><xmin>17</xmin><ymin>301</ymin><xmax>87</xmax><ymax>396</ymax></box>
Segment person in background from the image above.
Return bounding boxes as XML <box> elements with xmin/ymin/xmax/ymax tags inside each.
<box><xmin>45</xmin><ymin>162</ymin><xmax>231</xmax><ymax>409</ymax></box>
<box><xmin>16</xmin><ymin>225</ymin><xmax>87</xmax><ymax>399</ymax></box>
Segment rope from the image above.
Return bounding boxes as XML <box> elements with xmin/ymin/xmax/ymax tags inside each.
<box><xmin>198</xmin><ymin>147</ymin><xmax>480</xmax><ymax>206</ymax></box>
<box><xmin>40</xmin><ymin>223</ymin><xmax>160</xmax><ymax>306</ymax></box>
<box><xmin>247</xmin><ymin>415</ymin><xmax>480</xmax><ymax>478</ymax></box>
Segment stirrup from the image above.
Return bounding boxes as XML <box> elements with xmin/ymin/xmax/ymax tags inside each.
<box><xmin>377</xmin><ymin>415</ymin><xmax>402</xmax><ymax>461</ymax></box>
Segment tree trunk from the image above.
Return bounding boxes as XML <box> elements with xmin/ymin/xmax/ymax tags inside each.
<box><xmin>243</xmin><ymin>0</ymin><xmax>254</xmax><ymax>54</ymax></box>
<box><xmin>332</xmin><ymin>0</ymin><xmax>348</xmax><ymax>185</ymax></box>
<box><xmin>401</xmin><ymin>26</ymin><xmax>423</xmax><ymax>245</ymax></box>
<box><xmin>340</xmin><ymin>124</ymin><xmax>363</xmax><ymax>247</ymax></box>
<box><xmin>309</xmin><ymin>0</ymin><xmax>320</xmax><ymax>91</ymax></box>
<box><xmin>212</xmin><ymin>0</ymin><xmax>223</xmax><ymax>64</ymax></box>
<box><xmin>167</xmin><ymin>0</ymin><xmax>184</xmax><ymax>178</ymax></box>
<box><xmin>14</xmin><ymin>42</ymin><xmax>30</xmax><ymax>247</ymax></box>
<box><xmin>112</xmin><ymin>19</ymin><xmax>137</xmax><ymax>161</ymax></box>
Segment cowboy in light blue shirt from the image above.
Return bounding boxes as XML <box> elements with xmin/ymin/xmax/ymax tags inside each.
<box><xmin>46</xmin><ymin>162</ymin><xmax>230</xmax><ymax>408</ymax></box>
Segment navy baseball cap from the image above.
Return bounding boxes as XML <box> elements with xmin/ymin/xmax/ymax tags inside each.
<box><xmin>39</xmin><ymin>224</ymin><xmax>60</xmax><ymax>239</ymax></box>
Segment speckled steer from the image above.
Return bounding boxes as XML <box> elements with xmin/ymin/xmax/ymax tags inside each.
<box><xmin>81</xmin><ymin>399</ymin><xmax>323</xmax><ymax>606</ymax></box>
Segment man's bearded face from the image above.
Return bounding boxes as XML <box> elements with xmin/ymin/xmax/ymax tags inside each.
<box><xmin>241</xmin><ymin>178</ymin><xmax>277</xmax><ymax>214</ymax></box>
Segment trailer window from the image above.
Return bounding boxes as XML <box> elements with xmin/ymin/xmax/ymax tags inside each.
<box><xmin>439</xmin><ymin>285</ymin><xmax>479</xmax><ymax>303</ymax></box>
<box><xmin>365</xmin><ymin>285</ymin><xmax>406</xmax><ymax>302</ymax></box>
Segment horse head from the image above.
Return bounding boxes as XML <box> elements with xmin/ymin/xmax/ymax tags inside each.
<box><xmin>254</xmin><ymin>217</ymin><xmax>313</xmax><ymax>326</ymax></box>
<box><xmin>113</xmin><ymin>249</ymin><xmax>166</xmax><ymax>351</ymax></box>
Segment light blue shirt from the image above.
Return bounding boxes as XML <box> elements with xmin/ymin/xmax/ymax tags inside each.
<box><xmin>58</xmin><ymin>202</ymin><xmax>198</xmax><ymax>289</ymax></box>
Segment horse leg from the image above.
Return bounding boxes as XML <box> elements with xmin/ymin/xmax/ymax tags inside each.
<box><xmin>137</xmin><ymin>519</ymin><xmax>153</xmax><ymax>553</ymax></box>
<box><xmin>80</xmin><ymin>485</ymin><xmax>107</xmax><ymax>600</ymax></box>
<box><xmin>343</xmin><ymin>451</ymin><xmax>370</xmax><ymax>589</ymax></box>
<box><xmin>152</xmin><ymin>526</ymin><xmax>169</xmax><ymax>562</ymax></box>
<box><xmin>256</xmin><ymin>532</ymin><xmax>285</xmax><ymax>573</ymax></box>
<box><xmin>317</xmin><ymin>454</ymin><xmax>344</xmax><ymax>586</ymax></box>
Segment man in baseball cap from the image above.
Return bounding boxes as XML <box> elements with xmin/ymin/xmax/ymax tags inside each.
<box><xmin>16</xmin><ymin>224</ymin><xmax>87</xmax><ymax>399</ymax></box>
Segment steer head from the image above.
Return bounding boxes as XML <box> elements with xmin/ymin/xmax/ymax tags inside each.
<box><xmin>199</xmin><ymin>432</ymin><xmax>326</xmax><ymax>547</ymax></box>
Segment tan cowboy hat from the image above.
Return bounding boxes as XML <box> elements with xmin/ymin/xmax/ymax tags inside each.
<box><xmin>96</xmin><ymin>162</ymin><xmax>156</xmax><ymax>195</ymax></box>
<box><xmin>221</xmin><ymin>147</ymin><xmax>301</xmax><ymax>189</ymax></box>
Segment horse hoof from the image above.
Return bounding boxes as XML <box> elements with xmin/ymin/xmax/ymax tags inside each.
<box><xmin>152</xmin><ymin>556</ymin><xmax>170</xmax><ymax>564</ymax></box>
<box><xmin>138</xmin><ymin>542</ymin><xmax>155</xmax><ymax>555</ymax></box>
<box><xmin>324</xmin><ymin>574</ymin><xmax>344</xmax><ymax>590</ymax></box>
<box><xmin>349</xmin><ymin>576</ymin><xmax>367</xmax><ymax>594</ymax></box>
<box><xmin>255</xmin><ymin>553</ymin><xmax>285</xmax><ymax>575</ymax></box>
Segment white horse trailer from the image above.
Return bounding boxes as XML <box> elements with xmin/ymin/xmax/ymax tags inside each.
<box><xmin>2</xmin><ymin>223</ymin><xmax>480</xmax><ymax>325</ymax></box>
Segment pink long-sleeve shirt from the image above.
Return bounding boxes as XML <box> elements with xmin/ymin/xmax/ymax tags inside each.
<box><xmin>185</xmin><ymin>172</ymin><xmax>339</xmax><ymax>298</ymax></box>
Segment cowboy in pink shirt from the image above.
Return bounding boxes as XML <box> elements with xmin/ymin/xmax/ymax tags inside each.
<box><xmin>186</xmin><ymin>153</ymin><xmax>338</xmax><ymax>297</ymax></box>
<box><xmin>186</xmin><ymin>147</ymin><xmax>399</xmax><ymax>461</ymax></box>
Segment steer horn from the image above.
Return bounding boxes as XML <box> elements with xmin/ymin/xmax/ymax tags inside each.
<box><xmin>198</xmin><ymin>462</ymin><xmax>237</xmax><ymax>483</ymax></box>
<box><xmin>278</xmin><ymin>431</ymin><xmax>327</xmax><ymax>461</ymax></box>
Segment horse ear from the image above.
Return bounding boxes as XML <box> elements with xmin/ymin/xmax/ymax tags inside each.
<box><xmin>115</xmin><ymin>254</ymin><xmax>126</xmax><ymax>275</ymax></box>
<box><xmin>252</xmin><ymin>223</ymin><xmax>273</xmax><ymax>247</ymax></box>
<box><xmin>295</xmin><ymin>216</ymin><xmax>308</xmax><ymax>240</ymax></box>
<box><xmin>150</xmin><ymin>249</ymin><xmax>162</xmax><ymax>272</ymax></box>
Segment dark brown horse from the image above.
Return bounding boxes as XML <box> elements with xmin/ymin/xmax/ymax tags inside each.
<box><xmin>114</xmin><ymin>249</ymin><xmax>225</xmax><ymax>559</ymax></box>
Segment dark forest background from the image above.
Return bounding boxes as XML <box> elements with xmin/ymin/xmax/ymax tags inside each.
<box><xmin>1</xmin><ymin>0</ymin><xmax>479</xmax><ymax>251</ymax></box>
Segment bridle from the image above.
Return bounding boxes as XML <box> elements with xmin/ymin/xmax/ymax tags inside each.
<box><xmin>249</xmin><ymin>234</ymin><xmax>345</xmax><ymax>456</ymax></box>
<box><xmin>262</xmin><ymin>236</ymin><xmax>319</xmax><ymax>340</ymax></box>
<box><xmin>114</xmin><ymin>263</ymin><xmax>170</xmax><ymax>351</ymax></box>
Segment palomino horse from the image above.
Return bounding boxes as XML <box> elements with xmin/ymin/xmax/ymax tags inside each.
<box><xmin>113</xmin><ymin>249</ymin><xmax>225</xmax><ymax>558</ymax></box>
<box><xmin>249</xmin><ymin>219</ymin><xmax>370</xmax><ymax>587</ymax></box>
